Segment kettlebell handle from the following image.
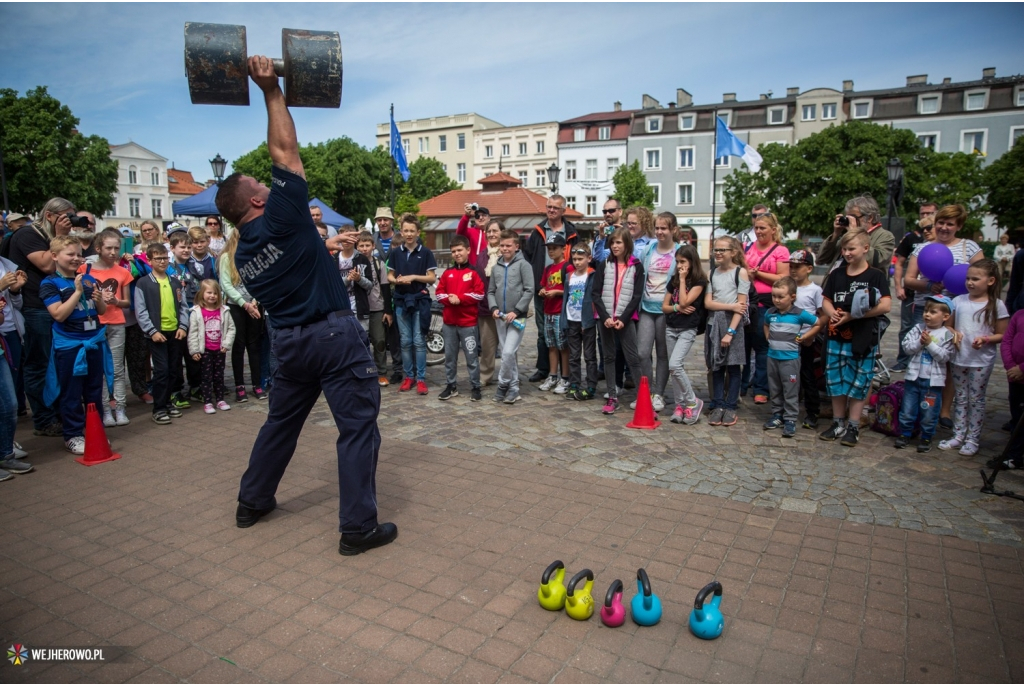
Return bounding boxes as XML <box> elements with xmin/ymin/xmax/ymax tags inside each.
<box><xmin>566</xmin><ymin>569</ymin><xmax>594</xmax><ymax>597</ymax></box>
<box><xmin>604</xmin><ymin>579</ymin><xmax>623</xmax><ymax>608</ymax></box>
<box><xmin>541</xmin><ymin>560</ymin><xmax>564</xmax><ymax>585</ymax></box>
<box><xmin>694</xmin><ymin>581</ymin><xmax>723</xmax><ymax>610</ymax></box>
<box><xmin>637</xmin><ymin>568</ymin><xmax>652</xmax><ymax>597</ymax></box>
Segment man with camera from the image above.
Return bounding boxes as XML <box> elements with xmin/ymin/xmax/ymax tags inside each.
<box><xmin>457</xmin><ymin>203</ymin><xmax>489</xmax><ymax>266</ymax></box>
<box><xmin>815</xmin><ymin>195</ymin><xmax>895</xmax><ymax>272</ymax></box>
<box><xmin>592</xmin><ymin>199</ymin><xmax>622</xmax><ymax>262</ymax></box>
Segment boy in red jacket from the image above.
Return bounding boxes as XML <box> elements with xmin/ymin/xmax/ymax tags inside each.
<box><xmin>436</xmin><ymin>235</ymin><xmax>485</xmax><ymax>401</ymax></box>
<box><xmin>538</xmin><ymin>233</ymin><xmax>570</xmax><ymax>394</ymax></box>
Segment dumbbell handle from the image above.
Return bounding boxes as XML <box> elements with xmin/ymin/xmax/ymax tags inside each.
<box><xmin>272</xmin><ymin>58</ymin><xmax>285</xmax><ymax>75</ymax></box>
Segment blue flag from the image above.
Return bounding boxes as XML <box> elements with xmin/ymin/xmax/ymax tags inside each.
<box><xmin>390</xmin><ymin>113</ymin><xmax>410</xmax><ymax>182</ymax></box>
<box><xmin>715</xmin><ymin>116</ymin><xmax>763</xmax><ymax>172</ymax></box>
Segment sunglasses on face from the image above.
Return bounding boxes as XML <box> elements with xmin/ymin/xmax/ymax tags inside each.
<box><xmin>602</xmin><ymin>208</ymin><xmax>618</xmax><ymax>214</ymax></box>
<box><xmin>571</xmin><ymin>248</ymin><xmax>589</xmax><ymax>255</ymax></box>
<box><xmin>751</xmin><ymin>211</ymin><xmax>771</xmax><ymax>219</ymax></box>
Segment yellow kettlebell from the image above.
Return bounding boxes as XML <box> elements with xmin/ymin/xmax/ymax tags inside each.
<box><xmin>538</xmin><ymin>560</ymin><xmax>567</xmax><ymax>611</ymax></box>
<box><xmin>565</xmin><ymin>569</ymin><xmax>595</xmax><ymax>620</ymax></box>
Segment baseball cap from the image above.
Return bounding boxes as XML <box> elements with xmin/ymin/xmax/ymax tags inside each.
<box><xmin>165</xmin><ymin>222</ymin><xmax>187</xmax><ymax>236</ymax></box>
<box><xmin>545</xmin><ymin>232</ymin><xmax>566</xmax><ymax>248</ymax></box>
<box><xmin>474</xmin><ymin>206</ymin><xmax>490</xmax><ymax>218</ymax></box>
<box><xmin>925</xmin><ymin>294</ymin><xmax>955</xmax><ymax>313</ymax></box>
<box><xmin>785</xmin><ymin>250</ymin><xmax>815</xmax><ymax>267</ymax></box>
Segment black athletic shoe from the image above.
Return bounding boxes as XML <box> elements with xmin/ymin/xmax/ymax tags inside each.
<box><xmin>840</xmin><ymin>426</ymin><xmax>860</xmax><ymax>447</ymax></box>
<box><xmin>470</xmin><ymin>388</ymin><xmax>482</xmax><ymax>402</ymax></box>
<box><xmin>438</xmin><ymin>384</ymin><xmax>458</xmax><ymax>401</ymax></box>
<box><xmin>389</xmin><ymin>372</ymin><xmax>404</xmax><ymax>385</ymax></box>
<box><xmin>895</xmin><ymin>436</ymin><xmax>911</xmax><ymax>449</ymax></box>
<box><xmin>236</xmin><ymin>499</ymin><xmax>276</xmax><ymax>528</ymax></box>
<box><xmin>939</xmin><ymin>417</ymin><xmax>954</xmax><ymax>430</ymax></box>
<box><xmin>986</xmin><ymin>456</ymin><xmax>1022</xmax><ymax>470</ymax></box>
<box><xmin>917</xmin><ymin>438</ymin><xmax>933</xmax><ymax>453</ymax></box>
<box><xmin>819</xmin><ymin>421</ymin><xmax>846</xmax><ymax>442</ymax></box>
<box><xmin>339</xmin><ymin>523</ymin><xmax>398</xmax><ymax>556</ymax></box>
<box><xmin>802</xmin><ymin>414</ymin><xmax>818</xmax><ymax>430</ymax></box>
<box><xmin>528</xmin><ymin>370</ymin><xmax>547</xmax><ymax>383</ymax></box>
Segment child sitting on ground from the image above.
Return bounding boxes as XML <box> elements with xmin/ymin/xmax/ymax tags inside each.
<box><xmin>895</xmin><ymin>295</ymin><xmax>955</xmax><ymax>452</ymax></box>
<box><xmin>538</xmin><ymin>233</ymin><xmax>570</xmax><ymax>394</ymax></box>
<box><xmin>187</xmin><ymin>279</ymin><xmax>236</xmax><ymax>414</ymax></box>
<box><xmin>435</xmin><ymin>235</ymin><xmax>485</xmax><ymax>401</ymax></box>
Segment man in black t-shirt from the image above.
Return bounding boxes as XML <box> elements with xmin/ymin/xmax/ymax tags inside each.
<box><xmin>216</xmin><ymin>55</ymin><xmax>396</xmax><ymax>556</ymax></box>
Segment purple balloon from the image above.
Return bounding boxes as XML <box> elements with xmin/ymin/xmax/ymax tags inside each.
<box><xmin>943</xmin><ymin>263</ymin><xmax>970</xmax><ymax>296</ymax></box>
<box><xmin>918</xmin><ymin>243</ymin><xmax>954</xmax><ymax>281</ymax></box>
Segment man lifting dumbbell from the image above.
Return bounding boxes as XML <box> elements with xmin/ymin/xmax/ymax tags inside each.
<box><xmin>217</xmin><ymin>54</ymin><xmax>397</xmax><ymax>556</ymax></box>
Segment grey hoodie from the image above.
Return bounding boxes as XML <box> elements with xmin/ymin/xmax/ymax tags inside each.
<box><xmin>487</xmin><ymin>250</ymin><xmax>534</xmax><ymax>318</ymax></box>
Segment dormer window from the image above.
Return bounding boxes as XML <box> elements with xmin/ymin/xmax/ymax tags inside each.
<box><xmin>964</xmin><ymin>90</ymin><xmax>987</xmax><ymax>111</ymax></box>
<box><xmin>646</xmin><ymin>116</ymin><xmax>662</xmax><ymax>133</ymax></box>
<box><xmin>918</xmin><ymin>95</ymin><xmax>940</xmax><ymax>115</ymax></box>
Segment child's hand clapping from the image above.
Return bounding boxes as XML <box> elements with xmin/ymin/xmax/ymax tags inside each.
<box><xmin>920</xmin><ymin>328</ymin><xmax>932</xmax><ymax>346</ymax></box>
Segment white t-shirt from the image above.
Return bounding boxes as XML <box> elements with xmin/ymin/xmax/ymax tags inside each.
<box><xmin>911</xmin><ymin>240</ymin><xmax>981</xmax><ymax>306</ymax></box>
<box><xmin>566</xmin><ymin>272</ymin><xmax>587</xmax><ymax>323</ymax></box>
<box><xmin>952</xmin><ymin>295</ymin><xmax>1009</xmax><ymax>368</ymax></box>
<box><xmin>795</xmin><ymin>282</ymin><xmax>823</xmax><ymax>336</ymax></box>
<box><xmin>337</xmin><ymin>252</ymin><xmax>357</xmax><ymax>311</ymax></box>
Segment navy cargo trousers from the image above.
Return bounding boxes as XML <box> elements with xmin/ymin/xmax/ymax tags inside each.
<box><xmin>238</xmin><ymin>310</ymin><xmax>382</xmax><ymax>534</ymax></box>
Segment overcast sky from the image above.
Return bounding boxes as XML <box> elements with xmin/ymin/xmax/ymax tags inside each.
<box><xmin>3</xmin><ymin>2</ymin><xmax>1023</xmax><ymax>183</ymax></box>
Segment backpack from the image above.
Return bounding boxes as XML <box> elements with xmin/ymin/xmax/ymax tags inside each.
<box><xmin>871</xmin><ymin>381</ymin><xmax>905</xmax><ymax>436</ymax></box>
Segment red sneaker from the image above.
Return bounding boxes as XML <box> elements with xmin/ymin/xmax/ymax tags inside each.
<box><xmin>416</xmin><ymin>380</ymin><xmax>428</xmax><ymax>395</ymax></box>
<box><xmin>139</xmin><ymin>393</ymin><xmax>154</xmax><ymax>404</ymax></box>
<box><xmin>398</xmin><ymin>378</ymin><xmax>414</xmax><ymax>392</ymax></box>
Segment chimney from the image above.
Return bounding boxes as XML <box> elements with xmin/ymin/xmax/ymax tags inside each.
<box><xmin>723</xmin><ymin>93</ymin><xmax>737</xmax><ymax>102</ymax></box>
<box><xmin>843</xmin><ymin>79</ymin><xmax>854</xmax><ymax>92</ymax></box>
<box><xmin>642</xmin><ymin>94</ymin><xmax>660</xmax><ymax>109</ymax></box>
<box><xmin>786</xmin><ymin>87</ymin><xmax>799</xmax><ymax>96</ymax></box>
<box><xmin>759</xmin><ymin>94</ymin><xmax>769</xmax><ymax>100</ymax></box>
<box><xmin>942</xmin><ymin>77</ymin><xmax>951</xmax><ymax>85</ymax></box>
<box><xmin>676</xmin><ymin>88</ymin><xmax>693</xmax><ymax>107</ymax></box>
<box><xmin>983</xmin><ymin>67</ymin><xmax>996</xmax><ymax>79</ymax></box>
<box><xmin>667</xmin><ymin>102</ymin><xmax>676</xmax><ymax>108</ymax></box>
<box><xmin>906</xmin><ymin>74</ymin><xmax>928</xmax><ymax>86</ymax></box>
<box><xmin>613</xmin><ymin>101</ymin><xmax>621</xmax><ymax>112</ymax></box>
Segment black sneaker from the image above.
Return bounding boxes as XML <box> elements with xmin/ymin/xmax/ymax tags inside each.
<box><xmin>895</xmin><ymin>436</ymin><xmax>911</xmax><ymax>449</ymax></box>
<box><xmin>763</xmin><ymin>415</ymin><xmax>783</xmax><ymax>430</ymax></box>
<box><xmin>152</xmin><ymin>411</ymin><xmax>172</xmax><ymax>425</ymax></box>
<box><xmin>840</xmin><ymin>426</ymin><xmax>860</xmax><ymax>447</ymax></box>
<box><xmin>339</xmin><ymin>523</ymin><xmax>398</xmax><ymax>556</ymax></box>
<box><xmin>32</xmin><ymin>421</ymin><xmax>63</xmax><ymax>437</ymax></box>
<box><xmin>802</xmin><ymin>414</ymin><xmax>818</xmax><ymax>430</ymax></box>
<box><xmin>623</xmin><ymin>377</ymin><xmax>636</xmax><ymax>390</ymax></box>
<box><xmin>528</xmin><ymin>370</ymin><xmax>547</xmax><ymax>383</ymax></box>
<box><xmin>782</xmin><ymin>421</ymin><xmax>796</xmax><ymax>438</ymax></box>
<box><xmin>167</xmin><ymin>406</ymin><xmax>183</xmax><ymax>418</ymax></box>
<box><xmin>389</xmin><ymin>371</ymin><xmax>404</xmax><ymax>385</ymax></box>
<box><xmin>438</xmin><ymin>384</ymin><xmax>458</xmax><ymax>401</ymax></box>
<box><xmin>819</xmin><ymin>421</ymin><xmax>846</xmax><ymax>441</ymax></box>
<box><xmin>471</xmin><ymin>388</ymin><xmax>482</xmax><ymax>402</ymax></box>
<box><xmin>939</xmin><ymin>417</ymin><xmax>953</xmax><ymax>430</ymax></box>
<box><xmin>235</xmin><ymin>385</ymin><xmax>248</xmax><ymax>403</ymax></box>
<box><xmin>236</xmin><ymin>499</ymin><xmax>276</xmax><ymax>528</ymax></box>
<box><xmin>986</xmin><ymin>456</ymin><xmax>1022</xmax><ymax>470</ymax></box>
<box><xmin>189</xmin><ymin>387</ymin><xmax>203</xmax><ymax>401</ymax></box>
<box><xmin>917</xmin><ymin>438</ymin><xmax>933</xmax><ymax>453</ymax></box>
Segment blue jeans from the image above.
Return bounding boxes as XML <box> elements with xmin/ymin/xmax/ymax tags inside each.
<box><xmin>395</xmin><ymin>303</ymin><xmax>426</xmax><ymax>381</ymax></box>
<box><xmin>898</xmin><ymin>377</ymin><xmax>942</xmax><ymax>440</ymax></box>
<box><xmin>712</xmin><ymin>365</ymin><xmax>741</xmax><ymax>410</ymax></box>
<box><xmin>0</xmin><ymin>357</ymin><xmax>17</xmax><ymax>458</ymax></box>
<box><xmin>54</xmin><ymin>346</ymin><xmax>104</xmax><ymax>440</ymax></box>
<box><xmin>21</xmin><ymin>307</ymin><xmax>58</xmax><ymax>429</ymax></box>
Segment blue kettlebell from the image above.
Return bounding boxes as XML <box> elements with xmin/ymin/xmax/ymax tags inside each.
<box><xmin>630</xmin><ymin>568</ymin><xmax>662</xmax><ymax>626</ymax></box>
<box><xmin>689</xmin><ymin>581</ymin><xmax>724</xmax><ymax>640</ymax></box>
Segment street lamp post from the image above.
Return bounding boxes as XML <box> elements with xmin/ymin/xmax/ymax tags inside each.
<box><xmin>210</xmin><ymin>153</ymin><xmax>227</xmax><ymax>183</ymax></box>
<box><xmin>884</xmin><ymin>157</ymin><xmax>905</xmax><ymax>239</ymax></box>
<box><xmin>547</xmin><ymin>163</ymin><xmax>560</xmax><ymax>194</ymax></box>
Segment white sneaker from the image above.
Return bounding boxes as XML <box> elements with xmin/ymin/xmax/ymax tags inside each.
<box><xmin>603</xmin><ymin>386</ymin><xmax>623</xmax><ymax>400</ymax></box>
<box><xmin>204</xmin><ymin>403</ymin><xmax>216</xmax><ymax>415</ymax></box>
<box><xmin>13</xmin><ymin>442</ymin><xmax>27</xmax><ymax>459</ymax></box>
<box><xmin>102</xmin><ymin>408</ymin><xmax>116</xmax><ymax>428</ymax></box>
<box><xmin>216</xmin><ymin>401</ymin><xmax>231</xmax><ymax>411</ymax></box>
<box><xmin>553</xmin><ymin>379</ymin><xmax>571</xmax><ymax>395</ymax></box>
<box><xmin>539</xmin><ymin>376</ymin><xmax>559</xmax><ymax>392</ymax></box>
<box><xmin>114</xmin><ymin>407</ymin><xmax>130</xmax><ymax>426</ymax></box>
<box><xmin>652</xmin><ymin>394</ymin><xmax>665</xmax><ymax>412</ymax></box>
<box><xmin>65</xmin><ymin>436</ymin><xmax>85</xmax><ymax>455</ymax></box>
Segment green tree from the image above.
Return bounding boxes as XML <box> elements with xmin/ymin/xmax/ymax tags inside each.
<box><xmin>405</xmin><ymin>156</ymin><xmax>459</xmax><ymax>201</ymax></box>
<box><xmin>611</xmin><ymin>160</ymin><xmax>655</xmax><ymax>209</ymax></box>
<box><xmin>720</xmin><ymin>120</ymin><xmax>987</xmax><ymax>236</ymax></box>
<box><xmin>0</xmin><ymin>86</ymin><xmax>118</xmax><ymax>214</ymax></box>
<box><xmin>984</xmin><ymin>138</ymin><xmax>1024</xmax><ymax>231</ymax></box>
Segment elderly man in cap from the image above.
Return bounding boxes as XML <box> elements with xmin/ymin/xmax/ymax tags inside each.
<box><xmin>457</xmin><ymin>203</ymin><xmax>490</xmax><ymax>266</ymax></box>
<box><xmin>372</xmin><ymin>207</ymin><xmax>402</xmax><ymax>384</ymax></box>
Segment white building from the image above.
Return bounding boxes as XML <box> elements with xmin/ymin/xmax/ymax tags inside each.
<box><xmin>103</xmin><ymin>142</ymin><xmax>171</xmax><ymax>229</ymax></box>
<box><xmin>473</xmin><ymin>121</ymin><xmax>558</xmax><ymax>191</ymax></box>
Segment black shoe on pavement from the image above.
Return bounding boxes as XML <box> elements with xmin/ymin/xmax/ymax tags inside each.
<box><xmin>623</xmin><ymin>377</ymin><xmax>636</xmax><ymax>390</ymax></box>
<box><xmin>33</xmin><ymin>421</ymin><xmax>64</xmax><ymax>437</ymax></box>
<box><xmin>528</xmin><ymin>370</ymin><xmax>547</xmax><ymax>383</ymax></box>
<box><xmin>840</xmin><ymin>426</ymin><xmax>860</xmax><ymax>447</ymax></box>
<box><xmin>895</xmin><ymin>436</ymin><xmax>911</xmax><ymax>449</ymax></box>
<box><xmin>917</xmin><ymin>438</ymin><xmax>933</xmax><ymax>453</ymax></box>
<box><xmin>819</xmin><ymin>421</ymin><xmax>846</xmax><ymax>442</ymax></box>
<box><xmin>438</xmin><ymin>384</ymin><xmax>458</xmax><ymax>401</ymax></box>
<box><xmin>802</xmin><ymin>414</ymin><xmax>818</xmax><ymax>430</ymax></box>
<box><xmin>471</xmin><ymin>388</ymin><xmax>482</xmax><ymax>402</ymax></box>
<box><xmin>339</xmin><ymin>523</ymin><xmax>398</xmax><ymax>556</ymax></box>
<box><xmin>939</xmin><ymin>417</ymin><xmax>953</xmax><ymax>430</ymax></box>
<box><xmin>236</xmin><ymin>499</ymin><xmax>276</xmax><ymax>528</ymax></box>
<box><xmin>389</xmin><ymin>371</ymin><xmax>403</xmax><ymax>385</ymax></box>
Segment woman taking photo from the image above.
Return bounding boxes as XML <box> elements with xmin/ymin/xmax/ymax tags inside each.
<box><xmin>475</xmin><ymin>220</ymin><xmax>503</xmax><ymax>387</ymax></box>
<box><xmin>742</xmin><ymin>212</ymin><xmax>789</xmax><ymax>404</ymax></box>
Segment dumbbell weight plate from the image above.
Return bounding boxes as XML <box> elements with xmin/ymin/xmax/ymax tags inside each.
<box><xmin>282</xmin><ymin>28</ymin><xmax>343</xmax><ymax>108</ymax></box>
<box><xmin>184</xmin><ymin>22</ymin><xmax>250</xmax><ymax>106</ymax></box>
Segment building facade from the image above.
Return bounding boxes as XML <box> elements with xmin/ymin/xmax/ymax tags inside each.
<box><xmin>473</xmin><ymin>121</ymin><xmax>558</xmax><ymax>191</ymax></box>
<box><xmin>375</xmin><ymin>113</ymin><xmax>504</xmax><ymax>187</ymax></box>
<box><xmin>103</xmin><ymin>142</ymin><xmax>172</xmax><ymax>229</ymax></box>
<box><xmin>556</xmin><ymin>106</ymin><xmax>636</xmax><ymax>224</ymax></box>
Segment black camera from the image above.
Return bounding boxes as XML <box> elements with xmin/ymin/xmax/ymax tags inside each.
<box><xmin>65</xmin><ymin>212</ymin><xmax>91</xmax><ymax>229</ymax></box>
<box><xmin>837</xmin><ymin>215</ymin><xmax>850</xmax><ymax>228</ymax></box>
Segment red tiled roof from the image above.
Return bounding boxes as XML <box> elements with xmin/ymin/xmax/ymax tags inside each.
<box><xmin>478</xmin><ymin>172</ymin><xmax>522</xmax><ymax>186</ymax></box>
<box><xmin>419</xmin><ymin>188</ymin><xmax>584</xmax><ymax>219</ymax></box>
<box><xmin>167</xmin><ymin>169</ymin><xmax>206</xmax><ymax>196</ymax></box>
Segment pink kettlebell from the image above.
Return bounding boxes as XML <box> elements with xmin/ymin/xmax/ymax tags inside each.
<box><xmin>600</xmin><ymin>579</ymin><xmax>626</xmax><ymax>627</ymax></box>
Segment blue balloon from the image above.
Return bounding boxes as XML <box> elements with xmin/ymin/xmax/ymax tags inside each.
<box><xmin>918</xmin><ymin>243</ymin><xmax>955</xmax><ymax>282</ymax></box>
<box><xmin>943</xmin><ymin>263</ymin><xmax>970</xmax><ymax>296</ymax></box>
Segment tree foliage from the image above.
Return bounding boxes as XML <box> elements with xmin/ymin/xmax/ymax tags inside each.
<box><xmin>720</xmin><ymin>120</ymin><xmax>987</xmax><ymax>236</ymax></box>
<box><xmin>404</xmin><ymin>156</ymin><xmax>460</xmax><ymax>201</ymax></box>
<box><xmin>611</xmin><ymin>160</ymin><xmax>655</xmax><ymax>209</ymax></box>
<box><xmin>0</xmin><ymin>86</ymin><xmax>118</xmax><ymax>214</ymax></box>
<box><xmin>984</xmin><ymin>138</ymin><xmax>1024</xmax><ymax>231</ymax></box>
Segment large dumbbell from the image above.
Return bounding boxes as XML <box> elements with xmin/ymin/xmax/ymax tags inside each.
<box><xmin>184</xmin><ymin>22</ymin><xmax>342</xmax><ymax>108</ymax></box>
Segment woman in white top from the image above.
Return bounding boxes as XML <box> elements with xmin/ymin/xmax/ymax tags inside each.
<box><xmin>994</xmin><ymin>233</ymin><xmax>1016</xmax><ymax>292</ymax></box>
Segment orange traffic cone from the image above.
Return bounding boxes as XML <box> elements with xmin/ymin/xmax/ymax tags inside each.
<box><xmin>626</xmin><ymin>376</ymin><xmax>661</xmax><ymax>430</ymax></box>
<box><xmin>78</xmin><ymin>403</ymin><xmax>121</xmax><ymax>466</ymax></box>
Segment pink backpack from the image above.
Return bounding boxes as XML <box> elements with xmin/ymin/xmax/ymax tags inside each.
<box><xmin>871</xmin><ymin>381</ymin><xmax>905</xmax><ymax>436</ymax></box>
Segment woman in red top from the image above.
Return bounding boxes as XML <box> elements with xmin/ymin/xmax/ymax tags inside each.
<box><xmin>742</xmin><ymin>213</ymin><xmax>790</xmax><ymax>404</ymax></box>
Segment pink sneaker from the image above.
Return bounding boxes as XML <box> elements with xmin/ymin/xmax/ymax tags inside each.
<box><xmin>203</xmin><ymin>403</ymin><xmax>216</xmax><ymax>415</ymax></box>
<box><xmin>216</xmin><ymin>401</ymin><xmax>231</xmax><ymax>411</ymax></box>
<box><xmin>602</xmin><ymin>397</ymin><xmax>619</xmax><ymax>415</ymax></box>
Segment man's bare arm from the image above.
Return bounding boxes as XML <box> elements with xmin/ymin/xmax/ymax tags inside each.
<box><xmin>248</xmin><ymin>55</ymin><xmax>304</xmax><ymax>179</ymax></box>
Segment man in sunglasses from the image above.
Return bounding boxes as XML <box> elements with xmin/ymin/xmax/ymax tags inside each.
<box><xmin>591</xmin><ymin>199</ymin><xmax>622</xmax><ymax>262</ymax></box>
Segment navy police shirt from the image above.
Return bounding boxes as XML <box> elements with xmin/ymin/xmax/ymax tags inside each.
<box><xmin>234</xmin><ymin>166</ymin><xmax>350</xmax><ymax>328</ymax></box>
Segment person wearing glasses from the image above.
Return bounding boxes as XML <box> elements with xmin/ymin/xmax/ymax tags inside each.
<box><xmin>739</xmin><ymin>205</ymin><xmax>771</xmax><ymax>251</ymax></box>
<box><xmin>815</xmin><ymin>195</ymin><xmax>895</xmax><ymax>272</ymax></box>
<box><xmin>592</xmin><ymin>199</ymin><xmax>623</xmax><ymax>262</ymax></box>
<box><xmin>205</xmin><ymin>216</ymin><xmax>227</xmax><ymax>257</ymax></box>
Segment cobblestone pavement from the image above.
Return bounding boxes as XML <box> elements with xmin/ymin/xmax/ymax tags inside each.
<box><xmin>284</xmin><ymin>306</ymin><xmax>1024</xmax><ymax>546</ymax></box>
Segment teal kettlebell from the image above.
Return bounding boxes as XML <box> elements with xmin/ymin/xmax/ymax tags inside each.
<box><xmin>537</xmin><ymin>560</ymin><xmax>567</xmax><ymax>611</ymax></box>
<box><xmin>630</xmin><ymin>568</ymin><xmax>662</xmax><ymax>626</ymax></box>
<box><xmin>689</xmin><ymin>581</ymin><xmax>724</xmax><ymax>640</ymax></box>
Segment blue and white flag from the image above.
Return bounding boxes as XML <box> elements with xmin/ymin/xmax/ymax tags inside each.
<box><xmin>715</xmin><ymin>116</ymin><xmax>763</xmax><ymax>173</ymax></box>
<box><xmin>390</xmin><ymin>112</ymin><xmax>410</xmax><ymax>182</ymax></box>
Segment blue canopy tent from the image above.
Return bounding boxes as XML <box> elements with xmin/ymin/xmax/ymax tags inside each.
<box><xmin>309</xmin><ymin>198</ymin><xmax>352</xmax><ymax>228</ymax></box>
<box><xmin>171</xmin><ymin>183</ymin><xmax>220</xmax><ymax>217</ymax></box>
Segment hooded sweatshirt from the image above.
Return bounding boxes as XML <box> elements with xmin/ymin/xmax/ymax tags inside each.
<box><xmin>487</xmin><ymin>250</ymin><xmax>534</xmax><ymax>318</ymax></box>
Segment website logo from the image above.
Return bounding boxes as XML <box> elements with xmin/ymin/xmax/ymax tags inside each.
<box><xmin>7</xmin><ymin>644</ymin><xmax>28</xmax><ymax>666</ymax></box>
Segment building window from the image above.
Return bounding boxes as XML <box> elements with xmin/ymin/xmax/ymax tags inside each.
<box><xmin>500</xmin><ymin>143</ymin><xmax>509</xmax><ymax>157</ymax></box>
<box><xmin>586</xmin><ymin>196</ymin><xmax>597</xmax><ymax>216</ymax></box>
<box><xmin>801</xmin><ymin>104</ymin><xmax>816</xmax><ymax>121</ymax></box>
<box><xmin>715</xmin><ymin>154</ymin><xmax>730</xmax><ymax>168</ymax></box>
<box><xmin>607</xmin><ymin>158</ymin><xmax>620</xmax><ymax>178</ymax></box>
<box><xmin>679</xmin><ymin>114</ymin><xmax>695</xmax><ymax>131</ymax></box>
<box><xmin>717</xmin><ymin>111</ymin><xmax>732</xmax><ymax>127</ymax></box>
<box><xmin>105</xmin><ymin>198</ymin><xmax>117</xmax><ymax>218</ymax></box>
<box><xmin>918</xmin><ymin>133</ymin><xmax>939</xmax><ymax>150</ymax></box>
<box><xmin>536</xmin><ymin>169</ymin><xmax>547</xmax><ymax>188</ymax></box>
<box><xmin>1018</xmin><ymin>88</ymin><xmax>1024</xmax><ymax>107</ymax></box>
<box><xmin>402</xmin><ymin>139</ymin><xmax>410</xmax><ymax>155</ymax></box>
<box><xmin>573</xmin><ymin>128</ymin><xmax>585</xmax><ymax>142</ymax></box>
<box><xmin>644</xmin><ymin>148</ymin><xmax>661</xmax><ymax>171</ymax></box>
<box><xmin>918</xmin><ymin>95</ymin><xmax>940</xmax><ymax>115</ymax></box>
<box><xmin>536</xmin><ymin>140</ymin><xmax>545</xmax><ymax>154</ymax></box>
<box><xmin>128</xmin><ymin>166</ymin><xmax>137</xmax><ymax>184</ymax></box>
<box><xmin>598</xmin><ymin>126</ymin><xmax>611</xmax><ymax>141</ymax></box>
<box><xmin>129</xmin><ymin>198</ymin><xmax>140</xmax><ymax>217</ymax></box>
<box><xmin>418</xmin><ymin>137</ymin><xmax>429</xmax><ymax>153</ymax></box>
<box><xmin>564</xmin><ymin>160</ymin><xmax>577</xmax><ymax>181</ymax></box>
<box><xmin>821</xmin><ymin>103</ymin><xmax>837</xmax><ymax>120</ymax></box>
<box><xmin>961</xmin><ymin>130</ymin><xmax>987</xmax><ymax>155</ymax></box>
<box><xmin>712</xmin><ymin>182</ymin><xmax>725</xmax><ymax>205</ymax></box>
<box><xmin>457</xmin><ymin>163</ymin><xmax>466</xmax><ymax>183</ymax></box>
<box><xmin>518</xmin><ymin>142</ymin><xmax>527</xmax><ymax>156</ymax></box>
<box><xmin>457</xmin><ymin>133</ymin><xmax>466</xmax><ymax>150</ymax></box>
<box><xmin>676</xmin><ymin>183</ymin><xmax>694</xmax><ymax>206</ymax></box>
<box><xmin>649</xmin><ymin>184</ymin><xmax>661</xmax><ymax>207</ymax></box>
<box><xmin>519</xmin><ymin>171</ymin><xmax>529</xmax><ymax>187</ymax></box>
<box><xmin>485</xmin><ymin>145</ymin><xmax>493</xmax><ymax>158</ymax></box>
<box><xmin>442</xmin><ymin>164</ymin><xmax>447</xmax><ymax>173</ymax></box>
<box><xmin>152</xmin><ymin>199</ymin><xmax>162</xmax><ymax>218</ymax></box>
<box><xmin>767</xmin><ymin>106</ymin><xmax>786</xmax><ymax>125</ymax></box>
<box><xmin>646</xmin><ymin>116</ymin><xmax>662</xmax><ymax>133</ymax></box>
<box><xmin>1010</xmin><ymin>127</ymin><xmax>1024</xmax><ymax>147</ymax></box>
<box><xmin>965</xmin><ymin>90</ymin><xmax>987</xmax><ymax>111</ymax></box>
<box><xmin>677</xmin><ymin>146</ymin><xmax>695</xmax><ymax>170</ymax></box>
<box><xmin>565</xmin><ymin>196</ymin><xmax>577</xmax><ymax>210</ymax></box>
<box><xmin>585</xmin><ymin>159</ymin><xmax>597</xmax><ymax>181</ymax></box>
<box><xmin>151</xmin><ymin>168</ymin><xmax>160</xmax><ymax>185</ymax></box>
<box><xmin>439</xmin><ymin>135</ymin><xmax>446</xmax><ymax>152</ymax></box>
<box><xmin>852</xmin><ymin>100</ymin><xmax>871</xmax><ymax>119</ymax></box>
